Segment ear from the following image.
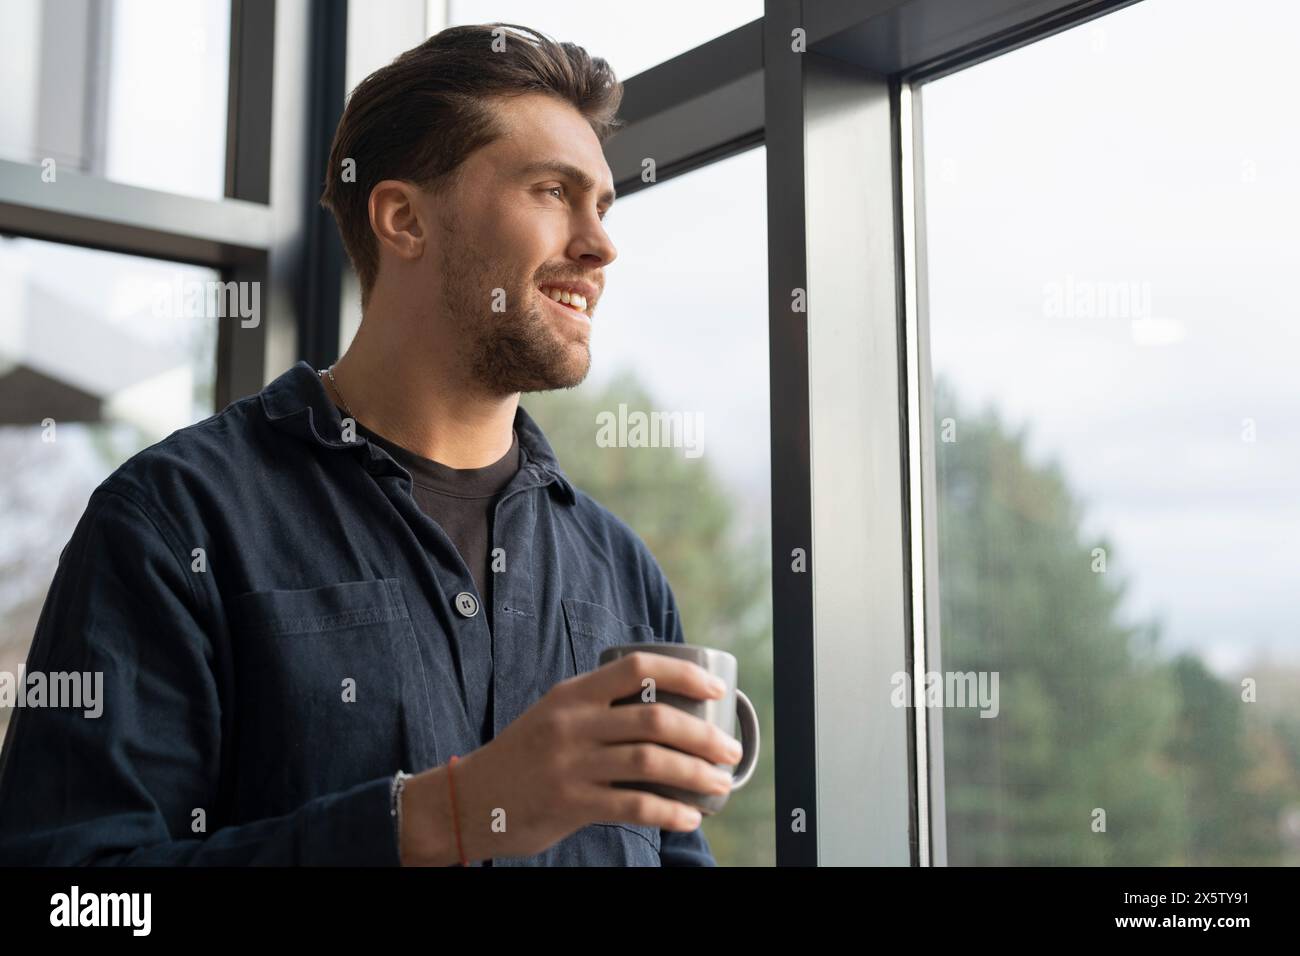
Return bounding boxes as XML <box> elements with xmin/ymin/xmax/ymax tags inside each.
<box><xmin>368</xmin><ymin>180</ymin><xmax>426</xmax><ymax>263</ymax></box>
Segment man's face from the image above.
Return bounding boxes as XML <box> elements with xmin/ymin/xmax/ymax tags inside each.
<box><xmin>422</xmin><ymin>92</ymin><xmax>618</xmax><ymax>396</ymax></box>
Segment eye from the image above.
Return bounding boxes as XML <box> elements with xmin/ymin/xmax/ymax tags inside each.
<box><xmin>543</xmin><ymin>185</ymin><xmax>608</xmax><ymax>222</ymax></box>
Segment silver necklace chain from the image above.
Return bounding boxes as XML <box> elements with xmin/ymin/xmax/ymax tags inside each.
<box><xmin>324</xmin><ymin>364</ymin><xmax>355</xmax><ymax>419</ymax></box>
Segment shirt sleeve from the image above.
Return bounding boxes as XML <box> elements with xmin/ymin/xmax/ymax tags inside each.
<box><xmin>0</xmin><ymin>485</ymin><xmax>401</xmax><ymax>866</ymax></box>
<box><xmin>651</xmin><ymin>569</ymin><xmax>719</xmax><ymax>867</ymax></box>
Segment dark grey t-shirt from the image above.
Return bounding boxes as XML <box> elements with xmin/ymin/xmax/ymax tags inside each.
<box><xmin>353</xmin><ymin>419</ymin><xmax>521</xmax><ymax>627</ymax></box>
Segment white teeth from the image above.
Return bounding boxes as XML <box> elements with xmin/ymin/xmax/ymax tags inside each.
<box><xmin>541</xmin><ymin>286</ymin><xmax>587</xmax><ymax>311</ymax></box>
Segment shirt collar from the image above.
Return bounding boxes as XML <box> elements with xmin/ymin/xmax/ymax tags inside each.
<box><xmin>259</xmin><ymin>360</ymin><xmax>577</xmax><ymax>505</ymax></box>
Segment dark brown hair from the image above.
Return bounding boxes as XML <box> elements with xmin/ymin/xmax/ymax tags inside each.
<box><xmin>320</xmin><ymin>23</ymin><xmax>624</xmax><ymax>310</ymax></box>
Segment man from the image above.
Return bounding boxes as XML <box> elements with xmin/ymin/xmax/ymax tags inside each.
<box><xmin>0</xmin><ymin>23</ymin><xmax>739</xmax><ymax>866</ymax></box>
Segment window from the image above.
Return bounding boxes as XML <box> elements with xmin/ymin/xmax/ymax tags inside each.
<box><xmin>918</xmin><ymin>0</ymin><xmax>1300</xmax><ymax>864</ymax></box>
<box><xmin>0</xmin><ymin>0</ymin><xmax>232</xmax><ymax>200</ymax></box>
<box><xmin>0</xmin><ymin>238</ymin><xmax>221</xmax><ymax>742</ymax></box>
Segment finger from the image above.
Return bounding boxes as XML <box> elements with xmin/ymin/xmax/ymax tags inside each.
<box><xmin>577</xmin><ymin>699</ymin><xmax>742</xmax><ymax>766</ymax></box>
<box><xmin>584</xmin><ymin>742</ymin><xmax>733</xmax><ymax>798</ymax></box>
<box><xmin>576</xmin><ymin>784</ymin><xmax>706</xmax><ymax>833</ymax></box>
<box><xmin>573</xmin><ymin>650</ymin><xmax>725</xmax><ymax>707</ymax></box>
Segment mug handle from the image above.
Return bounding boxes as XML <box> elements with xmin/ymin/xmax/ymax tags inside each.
<box><xmin>730</xmin><ymin>689</ymin><xmax>760</xmax><ymax>789</ymax></box>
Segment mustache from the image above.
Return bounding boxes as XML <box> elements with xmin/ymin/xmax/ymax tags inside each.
<box><xmin>534</xmin><ymin>277</ymin><xmax>599</xmax><ymax>292</ymax></box>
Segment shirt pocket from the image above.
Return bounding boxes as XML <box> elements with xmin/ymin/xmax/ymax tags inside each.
<box><xmin>560</xmin><ymin>597</ymin><xmax>666</xmax><ymax>859</ymax></box>
<box><xmin>561</xmin><ymin>597</ymin><xmax>663</xmax><ymax>677</ymax></box>
<box><xmin>228</xmin><ymin>578</ymin><xmax>435</xmax><ymax>815</ymax></box>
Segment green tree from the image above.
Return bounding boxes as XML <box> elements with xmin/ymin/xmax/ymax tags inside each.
<box><xmin>1166</xmin><ymin>653</ymin><xmax>1297</xmax><ymax>864</ymax></box>
<box><xmin>934</xmin><ymin>379</ymin><xmax>1186</xmax><ymax>864</ymax></box>
<box><xmin>933</xmin><ymin>377</ymin><xmax>1300</xmax><ymax>865</ymax></box>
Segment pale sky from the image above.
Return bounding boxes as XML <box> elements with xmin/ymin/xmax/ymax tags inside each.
<box><xmin>922</xmin><ymin>0</ymin><xmax>1300</xmax><ymax>670</ymax></box>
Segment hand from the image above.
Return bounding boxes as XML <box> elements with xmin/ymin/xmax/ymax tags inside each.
<box><xmin>399</xmin><ymin>651</ymin><xmax>744</xmax><ymax>865</ymax></box>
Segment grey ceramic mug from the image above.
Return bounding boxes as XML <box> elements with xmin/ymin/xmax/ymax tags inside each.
<box><xmin>597</xmin><ymin>643</ymin><xmax>760</xmax><ymax>815</ymax></box>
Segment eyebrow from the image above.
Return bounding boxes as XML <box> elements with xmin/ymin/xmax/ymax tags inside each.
<box><xmin>518</xmin><ymin>160</ymin><xmax>617</xmax><ymax>208</ymax></box>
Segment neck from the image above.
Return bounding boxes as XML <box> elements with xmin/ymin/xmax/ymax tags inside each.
<box><xmin>323</xmin><ymin>304</ymin><xmax>519</xmax><ymax>469</ymax></box>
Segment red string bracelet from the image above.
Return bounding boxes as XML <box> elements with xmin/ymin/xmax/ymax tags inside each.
<box><xmin>447</xmin><ymin>754</ymin><xmax>468</xmax><ymax>867</ymax></box>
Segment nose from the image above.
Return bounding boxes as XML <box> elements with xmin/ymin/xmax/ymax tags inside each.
<box><xmin>571</xmin><ymin>215</ymin><xmax>617</xmax><ymax>268</ymax></box>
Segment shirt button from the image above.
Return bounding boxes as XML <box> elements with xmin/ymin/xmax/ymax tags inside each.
<box><xmin>454</xmin><ymin>592</ymin><xmax>479</xmax><ymax>618</ymax></box>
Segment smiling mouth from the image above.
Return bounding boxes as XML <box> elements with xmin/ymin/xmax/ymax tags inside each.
<box><xmin>539</xmin><ymin>288</ymin><xmax>591</xmax><ymax>321</ymax></box>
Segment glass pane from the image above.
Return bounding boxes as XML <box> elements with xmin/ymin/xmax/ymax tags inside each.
<box><xmin>0</xmin><ymin>0</ymin><xmax>230</xmax><ymax>200</ymax></box>
<box><xmin>444</xmin><ymin>0</ymin><xmax>763</xmax><ymax>79</ymax></box>
<box><xmin>523</xmin><ymin>146</ymin><xmax>773</xmax><ymax>866</ymax></box>
<box><xmin>0</xmin><ymin>238</ymin><xmax>221</xmax><ymax>742</ymax></box>
<box><xmin>347</xmin><ymin>1</ymin><xmax>428</xmax><ymax>98</ymax></box>
<box><xmin>920</xmin><ymin>0</ymin><xmax>1300</xmax><ymax>865</ymax></box>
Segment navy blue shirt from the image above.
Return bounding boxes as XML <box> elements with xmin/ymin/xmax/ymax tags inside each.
<box><xmin>0</xmin><ymin>360</ymin><xmax>716</xmax><ymax>866</ymax></box>
<box><xmin>352</xmin><ymin>415</ymin><xmax>521</xmax><ymax>750</ymax></box>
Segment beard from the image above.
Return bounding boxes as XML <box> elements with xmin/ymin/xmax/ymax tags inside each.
<box><xmin>437</xmin><ymin>212</ymin><xmax>591</xmax><ymax>396</ymax></box>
